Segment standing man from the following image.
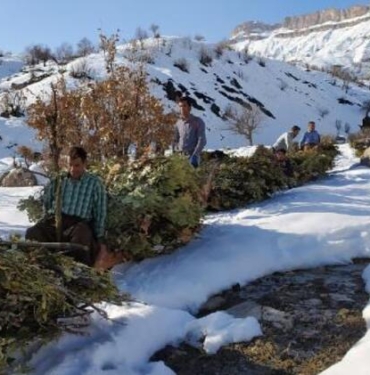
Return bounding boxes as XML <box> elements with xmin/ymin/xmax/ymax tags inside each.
<box><xmin>300</xmin><ymin>121</ymin><xmax>321</xmax><ymax>151</ymax></box>
<box><xmin>25</xmin><ymin>146</ymin><xmax>107</xmax><ymax>267</ymax></box>
<box><xmin>174</xmin><ymin>96</ymin><xmax>207</xmax><ymax>167</ymax></box>
<box><xmin>272</xmin><ymin>125</ymin><xmax>301</xmax><ymax>152</ymax></box>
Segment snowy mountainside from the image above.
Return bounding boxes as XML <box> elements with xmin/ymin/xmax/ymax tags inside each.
<box><xmin>231</xmin><ymin>6</ymin><xmax>370</xmax><ymax>80</ymax></box>
<box><xmin>0</xmin><ymin>37</ymin><xmax>370</xmax><ymax>159</ymax></box>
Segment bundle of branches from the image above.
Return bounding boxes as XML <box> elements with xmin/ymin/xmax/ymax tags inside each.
<box><xmin>202</xmin><ymin>143</ymin><xmax>338</xmax><ymax>211</ymax></box>
<box><xmin>17</xmin><ymin>192</ymin><xmax>43</xmax><ymax>223</ymax></box>
<box><xmin>291</xmin><ymin>142</ymin><xmax>339</xmax><ymax>185</ymax></box>
<box><xmin>0</xmin><ymin>244</ymin><xmax>125</xmax><ymax>372</ymax></box>
<box><xmin>104</xmin><ymin>154</ymin><xmax>204</xmax><ymax>259</ymax></box>
<box><xmin>203</xmin><ymin>146</ymin><xmax>288</xmax><ymax>211</ymax></box>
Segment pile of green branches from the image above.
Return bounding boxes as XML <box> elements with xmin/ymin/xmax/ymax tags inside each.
<box><xmin>202</xmin><ymin>143</ymin><xmax>339</xmax><ymax>211</ymax></box>
<box><xmin>17</xmin><ymin>143</ymin><xmax>339</xmax><ymax>259</ymax></box>
<box><xmin>202</xmin><ymin>146</ymin><xmax>290</xmax><ymax>211</ymax></box>
<box><xmin>0</xmin><ymin>244</ymin><xmax>125</xmax><ymax>373</ymax></box>
<box><xmin>291</xmin><ymin>141</ymin><xmax>339</xmax><ymax>185</ymax></box>
<box><xmin>104</xmin><ymin>154</ymin><xmax>204</xmax><ymax>259</ymax></box>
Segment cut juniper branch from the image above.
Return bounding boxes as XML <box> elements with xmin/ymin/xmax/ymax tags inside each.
<box><xmin>0</xmin><ymin>240</ymin><xmax>89</xmax><ymax>252</ymax></box>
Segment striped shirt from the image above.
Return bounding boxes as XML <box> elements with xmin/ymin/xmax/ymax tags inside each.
<box><xmin>44</xmin><ymin>172</ymin><xmax>107</xmax><ymax>239</ymax></box>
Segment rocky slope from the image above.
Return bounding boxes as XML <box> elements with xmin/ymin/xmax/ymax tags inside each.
<box><xmin>231</xmin><ymin>6</ymin><xmax>370</xmax><ymax>79</ymax></box>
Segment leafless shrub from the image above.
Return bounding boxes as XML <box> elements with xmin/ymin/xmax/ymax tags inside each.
<box><xmin>227</xmin><ymin>104</ymin><xmax>263</xmax><ymax>145</ymax></box>
<box><xmin>318</xmin><ymin>107</ymin><xmax>329</xmax><ymax>118</ymax></box>
<box><xmin>76</xmin><ymin>37</ymin><xmax>96</xmax><ymax>56</ymax></box>
<box><xmin>235</xmin><ymin>69</ymin><xmax>246</xmax><ymax>80</ymax></box>
<box><xmin>199</xmin><ymin>46</ymin><xmax>213</xmax><ymax>67</ymax></box>
<box><xmin>174</xmin><ymin>58</ymin><xmax>189</xmax><ymax>73</ymax></box>
<box><xmin>98</xmin><ymin>30</ymin><xmax>120</xmax><ymax>73</ymax></box>
<box><xmin>0</xmin><ymin>90</ymin><xmax>26</xmax><ymax>117</ymax></box>
<box><xmin>69</xmin><ymin>59</ymin><xmax>94</xmax><ymax>80</ymax></box>
<box><xmin>134</xmin><ymin>27</ymin><xmax>149</xmax><ymax>49</ymax></box>
<box><xmin>149</xmin><ymin>24</ymin><xmax>160</xmax><ymax>38</ymax></box>
<box><xmin>55</xmin><ymin>42</ymin><xmax>74</xmax><ymax>64</ymax></box>
<box><xmin>240</xmin><ymin>46</ymin><xmax>252</xmax><ymax>64</ymax></box>
<box><xmin>278</xmin><ymin>79</ymin><xmax>288</xmax><ymax>91</ymax></box>
<box><xmin>257</xmin><ymin>57</ymin><xmax>266</xmax><ymax>67</ymax></box>
<box><xmin>223</xmin><ymin>103</ymin><xmax>238</xmax><ymax>120</ymax></box>
<box><xmin>194</xmin><ymin>34</ymin><xmax>205</xmax><ymax>42</ymax></box>
<box><xmin>24</xmin><ymin>44</ymin><xmax>54</xmax><ymax>66</ymax></box>
<box><xmin>214</xmin><ymin>40</ymin><xmax>232</xmax><ymax>58</ymax></box>
<box><xmin>335</xmin><ymin>119</ymin><xmax>342</xmax><ymax>135</ymax></box>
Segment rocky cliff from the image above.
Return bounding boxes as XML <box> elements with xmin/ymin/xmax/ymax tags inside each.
<box><xmin>232</xmin><ymin>5</ymin><xmax>370</xmax><ymax>38</ymax></box>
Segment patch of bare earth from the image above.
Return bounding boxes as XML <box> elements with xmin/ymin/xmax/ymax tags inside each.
<box><xmin>153</xmin><ymin>259</ymin><xmax>370</xmax><ymax>375</ymax></box>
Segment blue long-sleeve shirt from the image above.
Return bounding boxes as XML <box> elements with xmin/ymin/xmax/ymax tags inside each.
<box><xmin>174</xmin><ymin>114</ymin><xmax>207</xmax><ymax>157</ymax></box>
<box><xmin>300</xmin><ymin>130</ymin><xmax>320</xmax><ymax>148</ymax></box>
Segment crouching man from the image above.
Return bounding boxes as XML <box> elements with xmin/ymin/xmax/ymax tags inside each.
<box><xmin>25</xmin><ymin>146</ymin><xmax>108</xmax><ymax>267</ymax></box>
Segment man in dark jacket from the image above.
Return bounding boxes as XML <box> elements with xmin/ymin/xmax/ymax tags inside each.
<box><xmin>173</xmin><ymin>96</ymin><xmax>207</xmax><ymax>167</ymax></box>
<box><xmin>25</xmin><ymin>146</ymin><xmax>107</xmax><ymax>266</ymax></box>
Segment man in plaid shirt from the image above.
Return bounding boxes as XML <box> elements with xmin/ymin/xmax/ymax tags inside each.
<box><xmin>26</xmin><ymin>146</ymin><xmax>107</xmax><ymax>266</ymax></box>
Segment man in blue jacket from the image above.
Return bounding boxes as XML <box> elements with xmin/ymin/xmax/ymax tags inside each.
<box><xmin>173</xmin><ymin>96</ymin><xmax>207</xmax><ymax>168</ymax></box>
<box><xmin>300</xmin><ymin>121</ymin><xmax>321</xmax><ymax>151</ymax></box>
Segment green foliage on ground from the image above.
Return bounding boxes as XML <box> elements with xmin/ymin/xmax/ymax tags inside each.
<box><xmin>11</xmin><ymin>141</ymin><xmax>339</xmax><ymax>372</ymax></box>
<box><xmin>18</xmin><ymin>143</ymin><xmax>339</xmax><ymax>256</ymax></box>
<box><xmin>102</xmin><ymin>154</ymin><xmax>203</xmax><ymax>259</ymax></box>
<box><xmin>291</xmin><ymin>142</ymin><xmax>339</xmax><ymax>185</ymax></box>
<box><xmin>0</xmin><ymin>245</ymin><xmax>125</xmax><ymax>373</ymax></box>
<box><xmin>202</xmin><ymin>144</ymin><xmax>338</xmax><ymax>211</ymax></box>
<box><xmin>17</xmin><ymin>193</ymin><xmax>43</xmax><ymax>223</ymax></box>
<box><xmin>203</xmin><ymin>146</ymin><xmax>288</xmax><ymax>211</ymax></box>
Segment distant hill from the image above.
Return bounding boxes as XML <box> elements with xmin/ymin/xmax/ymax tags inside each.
<box><xmin>231</xmin><ymin>5</ymin><xmax>370</xmax><ymax>79</ymax></box>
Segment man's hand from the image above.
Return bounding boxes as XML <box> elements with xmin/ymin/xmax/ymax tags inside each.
<box><xmin>93</xmin><ymin>244</ymin><xmax>122</xmax><ymax>270</ymax></box>
<box><xmin>189</xmin><ymin>155</ymin><xmax>199</xmax><ymax>168</ymax></box>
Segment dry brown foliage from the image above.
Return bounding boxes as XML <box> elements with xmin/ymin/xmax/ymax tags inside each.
<box><xmin>27</xmin><ymin>67</ymin><xmax>176</xmax><ymax>163</ymax></box>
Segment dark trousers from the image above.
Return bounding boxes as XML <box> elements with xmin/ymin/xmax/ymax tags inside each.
<box><xmin>25</xmin><ymin>214</ymin><xmax>97</xmax><ymax>266</ymax></box>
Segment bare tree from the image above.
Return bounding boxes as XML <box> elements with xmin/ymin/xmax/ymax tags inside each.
<box><xmin>149</xmin><ymin>24</ymin><xmax>160</xmax><ymax>38</ymax></box>
<box><xmin>55</xmin><ymin>42</ymin><xmax>74</xmax><ymax>64</ymax></box>
<box><xmin>228</xmin><ymin>104</ymin><xmax>263</xmax><ymax>146</ymax></box>
<box><xmin>76</xmin><ymin>37</ymin><xmax>96</xmax><ymax>56</ymax></box>
<box><xmin>24</xmin><ymin>44</ymin><xmax>54</xmax><ymax>66</ymax></box>
<box><xmin>134</xmin><ymin>27</ymin><xmax>148</xmax><ymax>49</ymax></box>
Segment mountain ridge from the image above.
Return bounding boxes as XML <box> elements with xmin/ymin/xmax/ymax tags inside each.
<box><xmin>232</xmin><ymin>5</ymin><xmax>370</xmax><ymax>39</ymax></box>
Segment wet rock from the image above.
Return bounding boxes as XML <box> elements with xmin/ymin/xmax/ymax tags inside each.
<box><xmin>226</xmin><ymin>301</ymin><xmax>262</xmax><ymax>320</ymax></box>
<box><xmin>155</xmin><ymin>260</ymin><xmax>370</xmax><ymax>375</ymax></box>
<box><xmin>199</xmin><ymin>296</ymin><xmax>227</xmax><ymax>312</ymax></box>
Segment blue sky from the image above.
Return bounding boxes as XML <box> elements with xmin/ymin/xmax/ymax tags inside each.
<box><xmin>0</xmin><ymin>0</ymin><xmax>369</xmax><ymax>53</ymax></box>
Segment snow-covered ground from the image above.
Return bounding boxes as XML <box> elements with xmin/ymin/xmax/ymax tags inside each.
<box><xmin>1</xmin><ymin>36</ymin><xmax>370</xmax><ymax>157</ymax></box>
<box><xmin>1</xmin><ymin>144</ymin><xmax>370</xmax><ymax>375</ymax></box>
<box><xmin>233</xmin><ymin>11</ymin><xmax>370</xmax><ymax>79</ymax></box>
